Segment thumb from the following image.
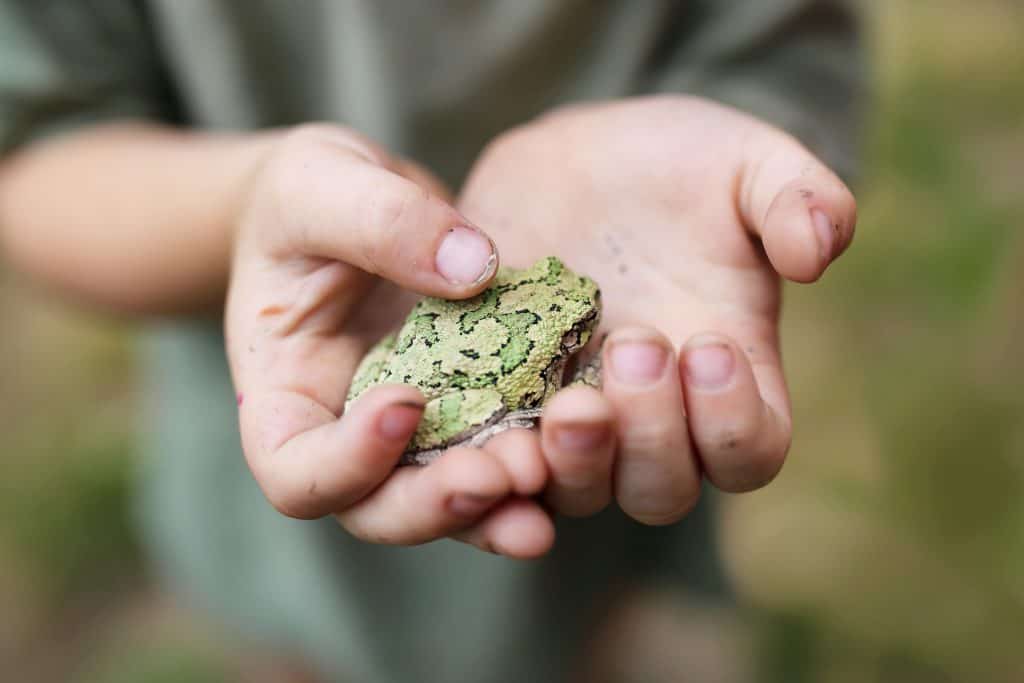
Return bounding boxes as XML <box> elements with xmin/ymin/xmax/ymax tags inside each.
<box><xmin>735</xmin><ymin>129</ymin><xmax>857</xmax><ymax>283</ymax></box>
<box><xmin>249</xmin><ymin>125</ymin><xmax>498</xmax><ymax>298</ymax></box>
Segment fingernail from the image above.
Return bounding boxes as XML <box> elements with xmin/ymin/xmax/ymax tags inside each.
<box><xmin>684</xmin><ymin>337</ymin><xmax>735</xmax><ymax>390</ymax></box>
<box><xmin>448</xmin><ymin>493</ymin><xmax>500</xmax><ymax>518</ymax></box>
<box><xmin>435</xmin><ymin>226</ymin><xmax>497</xmax><ymax>285</ymax></box>
<box><xmin>608</xmin><ymin>341</ymin><xmax>668</xmax><ymax>386</ymax></box>
<box><xmin>811</xmin><ymin>209</ymin><xmax>835</xmax><ymax>261</ymax></box>
<box><xmin>378</xmin><ymin>401</ymin><xmax>423</xmax><ymax>441</ymax></box>
<box><xmin>552</xmin><ymin>422</ymin><xmax>610</xmax><ymax>452</ymax></box>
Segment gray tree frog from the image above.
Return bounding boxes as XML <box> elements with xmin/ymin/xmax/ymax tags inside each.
<box><xmin>345</xmin><ymin>256</ymin><xmax>602</xmax><ymax>464</ymax></box>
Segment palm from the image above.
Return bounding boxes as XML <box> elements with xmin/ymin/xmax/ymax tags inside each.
<box><xmin>228</xmin><ymin>100</ymin><xmax>853</xmax><ymax>552</ymax></box>
<box><xmin>457</xmin><ymin>99</ymin><xmax>782</xmax><ymax>361</ymax></box>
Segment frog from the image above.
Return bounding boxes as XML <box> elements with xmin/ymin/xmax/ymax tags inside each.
<box><xmin>345</xmin><ymin>256</ymin><xmax>602</xmax><ymax>465</ymax></box>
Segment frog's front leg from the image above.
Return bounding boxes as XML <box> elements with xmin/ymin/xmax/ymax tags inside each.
<box><xmin>402</xmin><ymin>388</ymin><xmax>508</xmax><ymax>465</ymax></box>
<box><xmin>571</xmin><ymin>353</ymin><xmax>603</xmax><ymax>389</ymax></box>
<box><xmin>569</xmin><ymin>333</ymin><xmax>606</xmax><ymax>389</ymax></box>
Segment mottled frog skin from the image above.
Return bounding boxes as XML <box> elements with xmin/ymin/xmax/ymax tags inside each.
<box><xmin>345</xmin><ymin>257</ymin><xmax>601</xmax><ymax>464</ymax></box>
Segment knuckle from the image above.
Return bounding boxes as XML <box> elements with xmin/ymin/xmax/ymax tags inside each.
<box><xmin>475</xmin><ymin>123</ymin><xmax>537</xmax><ymax>167</ymax></box>
<box><xmin>622</xmin><ymin>421</ymin><xmax>683</xmax><ymax>454</ymax></box>
<box><xmin>532</xmin><ymin>99</ymin><xmax>616</xmax><ymax>130</ymax></box>
<box><xmin>289</xmin><ymin>123</ymin><xmax>387</xmax><ymax>165</ymax></box>
<box><xmin>275</xmin><ymin>124</ymin><xmax>336</xmax><ymax>167</ymax></box>
<box><xmin>263</xmin><ymin>478</ymin><xmax>321</xmax><ymax>520</ymax></box>
<box><xmin>337</xmin><ymin>516</ymin><xmax>400</xmax><ymax>546</ymax></box>
<box><xmin>280</xmin><ymin>123</ymin><xmax>378</xmax><ymax>159</ymax></box>
<box><xmin>616</xmin><ymin>456</ymin><xmax>700</xmax><ymax>526</ymax></box>
<box><xmin>259</xmin><ymin>132</ymin><xmax>318</xmax><ymax>213</ymax></box>
<box><xmin>283</xmin><ymin>122</ymin><xmax>337</xmax><ymax>146</ymax></box>
<box><xmin>628</xmin><ymin>487</ymin><xmax>700</xmax><ymax>527</ymax></box>
<box><xmin>358</xmin><ymin>179</ymin><xmax>428</xmax><ymax>270</ymax></box>
<box><xmin>262</xmin><ymin>124</ymin><xmax>370</xmax><ymax>205</ymax></box>
<box><xmin>367</xmin><ymin>178</ymin><xmax>428</xmax><ymax>235</ymax></box>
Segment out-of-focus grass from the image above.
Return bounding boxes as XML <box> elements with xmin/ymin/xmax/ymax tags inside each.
<box><xmin>724</xmin><ymin>2</ymin><xmax>1024</xmax><ymax>681</ymax></box>
<box><xmin>0</xmin><ymin>2</ymin><xmax>1021</xmax><ymax>682</ymax></box>
<box><xmin>75</xmin><ymin>619</ymin><xmax>233</xmax><ymax>683</ymax></box>
<box><xmin>0</xmin><ymin>279</ymin><xmax>143</xmax><ymax>678</ymax></box>
<box><xmin>0</xmin><ymin>284</ymin><xmax>280</xmax><ymax>682</ymax></box>
<box><xmin>78</xmin><ymin>646</ymin><xmax>229</xmax><ymax>683</ymax></box>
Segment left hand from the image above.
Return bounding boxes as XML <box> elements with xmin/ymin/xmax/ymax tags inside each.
<box><xmin>452</xmin><ymin>95</ymin><xmax>857</xmax><ymax>536</ymax></box>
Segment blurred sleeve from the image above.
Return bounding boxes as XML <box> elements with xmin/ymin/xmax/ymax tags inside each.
<box><xmin>647</xmin><ymin>0</ymin><xmax>866</xmax><ymax>182</ymax></box>
<box><xmin>0</xmin><ymin>0</ymin><xmax>177</xmax><ymax>154</ymax></box>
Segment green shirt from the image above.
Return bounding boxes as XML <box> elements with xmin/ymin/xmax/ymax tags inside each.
<box><xmin>0</xmin><ymin>2</ymin><xmax>863</xmax><ymax>681</ymax></box>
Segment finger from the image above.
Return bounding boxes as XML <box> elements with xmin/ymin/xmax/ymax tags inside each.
<box><xmin>390</xmin><ymin>157</ymin><xmax>456</xmax><ymax>204</ymax></box>
<box><xmin>451</xmin><ymin>498</ymin><xmax>556</xmax><ymax>559</ymax></box>
<box><xmin>680</xmin><ymin>333</ymin><xmax>792</xmax><ymax>492</ymax></box>
<box><xmin>736</xmin><ymin>129</ymin><xmax>857</xmax><ymax>282</ymax></box>
<box><xmin>239</xmin><ymin>383</ymin><xmax>424</xmax><ymax>520</ymax></box>
<box><xmin>335</xmin><ymin>446</ymin><xmax>513</xmax><ymax>545</ymax></box>
<box><xmin>482</xmin><ymin>428</ymin><xmax>548</xmax><ymax>496</ymax></box>
<box><xmin>603</xmin><ymin>327</ymin><xmax>702</xmax><ymax>525</ymax></box>
<box><xmin>256</xmin><ymin>125</ymin><xmax>498</xmax><ymax>297</ymax></box>
<box><xmin>539</xmin><ymin>385</ymin><xmax>616</xmax><ymax>518</ymax></box>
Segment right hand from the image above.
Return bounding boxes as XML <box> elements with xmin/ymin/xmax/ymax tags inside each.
<box><xmin>225</xmin><ymin>125</ymin><xmax>553</xmax><ymax>557</ymax></box>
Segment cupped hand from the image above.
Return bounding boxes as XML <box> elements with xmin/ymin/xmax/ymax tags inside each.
<box><xmin>225</xmin><ymin>124</ymin><xmax>554</xmax><ymax>557</ymax></box>
<box><xmin>456</xmin><ymin>96</ymin><xmax>857</xmax><ymax>525</ymax></box>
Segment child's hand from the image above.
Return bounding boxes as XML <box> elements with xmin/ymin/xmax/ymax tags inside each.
<box><xmin>226</xmin><ymin>125</ymin><xmax>553</xmax><ymax>557</ymax></box>
<box><xmin>457</xmin><ymin>96</ymin><xmax>858</xmax><ymax>525</ymax></box>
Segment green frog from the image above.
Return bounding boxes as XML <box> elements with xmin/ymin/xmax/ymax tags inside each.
<box><xmin>345</xmin><ymin>256</ymin><xmax>602</xmax><ymax>464</ymax></box>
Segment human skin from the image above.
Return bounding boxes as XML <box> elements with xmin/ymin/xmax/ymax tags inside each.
<box><xmin>453</xmin><ymin>96</ymin><xmax>856</xmax><ymax>544</ymax></box>
<box><xmin>0</xmin><ymin>95</ymin><xmax>855</xmax><ymax>558</ymax></box>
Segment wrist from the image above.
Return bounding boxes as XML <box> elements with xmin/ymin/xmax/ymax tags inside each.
<box><xmin>222</xmin><ymin>128</ymin><xmax>286</xmax><ymax>251</ymax></box>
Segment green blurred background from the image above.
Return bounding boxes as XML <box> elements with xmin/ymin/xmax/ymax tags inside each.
<box><xmin>1</xmin><ymin>2</ymin><xmax>1021</xmax><ymax>681</ymax></box>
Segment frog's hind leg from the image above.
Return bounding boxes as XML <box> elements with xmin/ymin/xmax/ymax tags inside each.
<box><xmin>345</xmin><ymin>333</ymin><xmax>398</xmax><ymax>406</ymax></box>
<box><xmin>400</xmin><ymin>388</ymin><xmax>507</xmax><ymax>465</ymax></box>
<box><xmin>467</xmin><ymin>409</ymin><xmax>541</xmax><ymax>449</ymax></box>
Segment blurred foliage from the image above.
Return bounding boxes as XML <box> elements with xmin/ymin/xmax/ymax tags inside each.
<box><xmin>0</xmin><ymin>415</ymin><xmax>139</xmax><ymax>605</ymax></box>
<box><xmin>76</xmin><ymin>636</ymin><xmax>232</xmax><ymax>683</ymax></box>
<box><xmin>0</xmin><ymin>1</ymin><xmax>1021</xmax><ymax>682</ymax></box>
<box><xmin>725</xmin><ymin>2</ymin><xmax>1024</xmax><ymax>682</ymax></box>
<box><xmin>0</xmin><ymin>282</ymin><xmax>143</xmax><ymax>679</ymax></box>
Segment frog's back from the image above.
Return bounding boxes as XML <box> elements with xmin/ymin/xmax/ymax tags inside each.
<box><xmin>353</xmin><ymin>257</ymin><xmax>600</xmax><ymax>408</ymax></box>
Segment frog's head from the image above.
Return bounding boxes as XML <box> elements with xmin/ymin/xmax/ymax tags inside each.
<box><xmin>475</xmin><ymin>256</ymin><xmax>603</xmax><ymax>409</ymax></box>
<box><xmin>534</xmin><ymin>256</ymin><xmax>601</xmax><ymax>355</ymax></box>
